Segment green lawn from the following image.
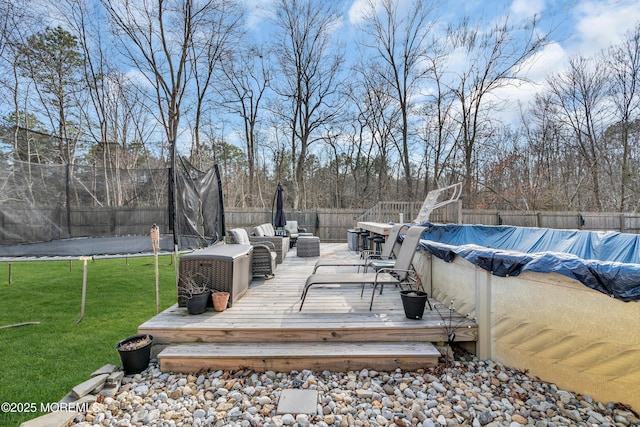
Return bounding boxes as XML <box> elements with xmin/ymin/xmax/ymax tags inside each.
<box><xmin>0</xmin><ymin>255</ymin><xmax>177</xmax><ymax>426</ymax></box>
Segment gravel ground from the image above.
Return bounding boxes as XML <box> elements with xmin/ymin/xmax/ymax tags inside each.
<box><xmin>71</xmin><ymin>347</ymin><xmax>639</xmax><ymax>427</ymax></box>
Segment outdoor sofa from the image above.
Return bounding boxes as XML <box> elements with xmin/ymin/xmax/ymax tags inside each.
<box><xmin>251</xmin><ymin>223</ymin><xmax>289</xmax><ymax>264</ymax></box>
<box><xmin>228</xmin><ymin>228</ymin><xmax>277</xmax><ymax>278</ymax></box>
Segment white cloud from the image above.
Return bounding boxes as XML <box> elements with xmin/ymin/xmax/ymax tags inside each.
<box><xmin>239</xmin><ymin>0</ymin><xmax>276</xmax><ymax>32</ymax></box>
<box><xmin>510</xmin><ymin>0</ymin><xmax>545</xmax><ymax>21</ymax></box>
<box><xmin>474</xmin><ymin>42</ymin><xmax>568</xmax><ymax>125</ymax></box>
<box><xmin>570</xmin><ymin>0</ymin><xmax>640</xmax><ymax>56</ymax></box>
<box><xmin>348</xmin><ymin>0</ymin><xmax>372</xmax><ymax>25</ymax></box>
<box><xmin>347</xmin><ymin>0</ymin><xmax>418</xmax><ymax>26</ymax></box>
<box><xmin>123</xmin><ymin>69</ymin><xmax>153</xmax><ymax>89</ymax></box>
<box><xmin>521</xmin><ymin>41</ymin><xmax>568</xmax><ymax>81</ymax></box>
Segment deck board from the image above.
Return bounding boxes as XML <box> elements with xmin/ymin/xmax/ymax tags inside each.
<box><xmin>140</xmin><ymin>242</ymin><xmax>477</xmax><ymax>372</ymax></box>
<box><xmin>139</xmin><ymin>242</ymin><xmax>477</xmax><ymax>343</ymax></box>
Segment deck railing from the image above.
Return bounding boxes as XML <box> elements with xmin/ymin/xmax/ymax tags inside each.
<box><xmin>356</xmin><ymin>201</ymin><xmax>424</xmax><ymax>223</ymax></box>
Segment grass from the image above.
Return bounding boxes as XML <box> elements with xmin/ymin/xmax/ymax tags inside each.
<box><xmin>0</xmin><ymin>255</ymin><xmax>178</xmax><ymax>426</ymax></box>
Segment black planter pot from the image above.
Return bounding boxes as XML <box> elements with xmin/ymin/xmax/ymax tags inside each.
<box><xmin>400</xmin><ymin>290</ymin><xmax>429</xmax><ymax>319</ymax></box>
<box><xmin>116</xmin><ymin>334</ymin><xmax>153</xmax><ymax>375</ymax></box>
<box><xmin>186</xmin><ymin>291</ymin><xmax>210</xmax><ymax>315</ymax></box>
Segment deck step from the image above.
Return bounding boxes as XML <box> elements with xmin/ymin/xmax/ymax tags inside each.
<box><xmin>158</xmin><ymin>341</ymin><xmax>441</xmax><ymax>373</ymax></box>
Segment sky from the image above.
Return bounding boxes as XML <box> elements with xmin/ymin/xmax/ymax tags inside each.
<box><xmin>242</xmin><ymin>0</ymin><xmax>640</xmax><ymax>124</ymax></box>
<box><xmin>31</xmin><ymin>0</ymin><xmax>640</xmax><ymax>151</ymax></box>
<box><xmin>492</xmin><ymin>0</ymin><xmax>640</xmax><ymax>120</ymax></box>
<box><xmin>244</xmin><ymin>0</ymin><xmax>640</xmax><ymax>59</ymax></box>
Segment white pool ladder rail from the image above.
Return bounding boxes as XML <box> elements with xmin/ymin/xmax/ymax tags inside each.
<box><xmin>413</xmin><ymin>182</ymin><xmax>462</xmax><ymax>224</ymax></box>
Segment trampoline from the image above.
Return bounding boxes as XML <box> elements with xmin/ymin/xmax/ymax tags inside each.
<box><xmin>0</xmin><ymin>156</ymin><xmax>226</xmax><ymax>320</ymax></box>
<box><xmin>0</xmin><ymin>156</ymin><xmax>224</xmax><ymax>258</ymax></box>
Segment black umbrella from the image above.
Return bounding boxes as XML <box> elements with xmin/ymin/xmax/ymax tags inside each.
<box><xmin>273</xmin><ymin>183</ymin><xmax>287</xmax><ymax>229</ymax></box>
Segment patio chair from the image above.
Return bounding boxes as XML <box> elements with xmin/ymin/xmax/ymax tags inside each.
<box><xmin>312</xmin><ymin>224</ymin><xmax>407</xmax><ymax>273</ymax></box>
<box><xmin>228</xmin><ymin>228</ymin><xmax>277</xmax><ymax>278</ymax></box>
<box><xmin>251</xmin><ymin>223</ymin><xmax>289</xmax><ymax>263</ymax></box>
<box><xmin>284</xmin><ymin>220</ymin><xmax>312</xmax><ymax>247</ymax></box>
<box><xmin>299</xmin><ymin>225</ymin><xmax>429</xmax><ymax>311</ymax></box>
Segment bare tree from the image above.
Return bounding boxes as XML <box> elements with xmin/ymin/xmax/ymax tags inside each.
<box><xmin>546</xmin><ymin>55</ymin><xmax>610</xmax><ymax>210</ymax></box>
<box><xmin>270</xmin><ymin>0</ymin><xmax>345</xmax><ymax>209</ymax></box>
<box><xmin>419</xmin><ymin>38</ymin><xmax>459</xmax><ymax>192</ymax></box>
<box><xmin>339</xmin><ymin>84</ymin><xmax>377</xmax><ymax>208</ymax></box>
<box><xmin>60</xmin><ymin>0</ymin><xmax>119</xmax><ymax>204</ymax></box>
<box><xmin>101</xmin><ymin>0</ymin><xmax>236</xmax><ymax>154</ymax></box>
<box><xmin>355</xmin><ymin>60</ymin><xmax>399</xmax><ymax>202</ymax></box>
<box><xmin>446</xmin><ymin>14</ymin><xmax>550</xmax><ymax>206</ymax></box>
<box><xmin>218</xmin><ymin>45</ymin><xmax>271</xmax><ymax>206</ymax></box>
<box><xmin>189</xmin><ymin>0</ymin><xmax>244</xmax><ymax>169</ymax></box>
<box><xmin>519</xmin><ymin>93</ymin><xmax>578</xmax><ymax>210</ymax></box>
<box><xmin>606</xmin><ymin>23</ymin><xmax>640</xmax><ymax>211</ymax></box>
<box><xmin>357</xmin><ymin>0</ymin><xmax>436</xmax><ymax>201</ymax></box>
<box><xmin>62</xmin><ymin>0</ymin><xmax>111</xmax><ymax>149</ymax></box>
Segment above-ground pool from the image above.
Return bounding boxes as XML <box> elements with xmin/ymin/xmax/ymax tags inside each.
<box><xmin>416</xmin><ymin>222</ymin><xmax>640</xmax><ymax>302</ymax></box>
<box><xmin>412</xmin><ymin>222</ymin><xmax>640</xmax><ymax>411</ymax></box>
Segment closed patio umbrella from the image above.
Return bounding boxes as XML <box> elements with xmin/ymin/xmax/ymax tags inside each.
<box><xmin>273</xmin><ymin>183</ymin><xmax>286</xmax><ymax>229</ymax></box>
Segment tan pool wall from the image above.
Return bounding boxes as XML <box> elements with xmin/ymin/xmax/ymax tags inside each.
<box><xmin>416</xmin><ymin>251</ymin><xmax>640</xmax><ymax>412</ymax></box>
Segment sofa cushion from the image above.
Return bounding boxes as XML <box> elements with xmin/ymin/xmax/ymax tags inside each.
<box><xmin>252</xmin><ymin>225</ymin><xmax>266</xmax><ymax>237</ymax></box>
<box><xmin>285</xmin><ymin>221</ymin><xmax>299</xmax><ymax>237</ymax></box>
<box><xmin>229</xmin><ymin>228</ymin><xmax>251</xmax><ymax>245</ymax></box>
<box><xmin>261</xmin><ymin>223</ymin><xmax>276</xmax><ymax>236</ymax></box>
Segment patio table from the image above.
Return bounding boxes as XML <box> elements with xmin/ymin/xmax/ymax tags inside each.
<box><xmin>356</xmin><ymin>221</ymin><xmax>394</xmax><ymax>239</ymax></box>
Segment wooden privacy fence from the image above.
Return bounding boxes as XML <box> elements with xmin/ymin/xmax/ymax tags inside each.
<box><xmin>225</xmin><ymin>208</ymin><xmax>363</xmax><ymax>242</ymax></box>
<box><xmin>3</xmin><ymin>204</ymin><xmax>638</xmax><ymax>246</ymax></box>
<box><xmin>226</xmin><ymin>204</ymin><xmax>640</xmax><ymax>242</ymax></box>
<box><xmin>465</xmin><ymin>210</ymin><xmax>640</xmax><ymax>234</ymax></box>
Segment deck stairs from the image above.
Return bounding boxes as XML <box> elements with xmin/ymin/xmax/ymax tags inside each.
<box><xmin>139</xmin><ymin>243</ymin><xmax>477</xmax><ymax>373</ymax></box>
<box><xmin>156</xmin><ymin>341</ymin><xmax>441</xmax><ymax>373</ymax></box>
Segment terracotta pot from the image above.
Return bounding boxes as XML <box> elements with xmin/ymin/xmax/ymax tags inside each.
<box><xmin>212</xmin><ymin>291</ymin><xmax>230</xmax><ymax>312</ymax></box>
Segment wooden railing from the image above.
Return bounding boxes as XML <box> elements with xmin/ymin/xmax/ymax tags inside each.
<box><xmin>356</xmin><ymin>199</ymin><xmax>462</xmax><ymax>224</ymax></box>
<box><xmin>356</xmin><ymin>201</ymin><xmax>423</xmax><ymax>223</ymax></box>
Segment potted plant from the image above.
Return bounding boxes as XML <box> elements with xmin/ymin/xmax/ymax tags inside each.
<box><xmin>399</xmin><ymin>277</ymin><xmax>429</xmax><ymax>320</ymax></box>
<box><xmin>116</xmin><ymin>334</ymin><xmax>153</xmax><ymax>374</ymax></box>
<box><xmin>179</xmin><ymin>274</ymin><xmax>211</xmax><ymax>315</ymax></box>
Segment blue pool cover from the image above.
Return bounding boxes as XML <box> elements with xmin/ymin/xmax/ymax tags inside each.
<box><xmin>414</xmin><ymin>223</ymin><xmax>640</xmax><ymax>302</ymax></box>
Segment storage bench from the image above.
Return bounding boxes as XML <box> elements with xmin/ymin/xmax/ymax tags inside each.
<box><xmin>178</xmin><ymin>244</ymin><xmax>253</xmax><ymax>308</ymax></box>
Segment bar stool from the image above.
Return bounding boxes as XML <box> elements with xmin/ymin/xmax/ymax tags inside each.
<box><xmin>358</xmin><ymin>231</ymin><xmax>370</xmax><ymax>258</ymax></box>
<box><xmin>367</xmin><ymin>235</ymin><xmax>376</xmax><ymax>255</ymax></box>
<box><xmin>373</xmin><ymin>235</ymin><xmax>385</xmax><ymax>255</ymax></box>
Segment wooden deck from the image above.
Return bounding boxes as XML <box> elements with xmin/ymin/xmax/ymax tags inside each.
<box><xmin>139</xmin><ymin>242</ymin><xmax>478</xmax><ymax>373</ymax></box>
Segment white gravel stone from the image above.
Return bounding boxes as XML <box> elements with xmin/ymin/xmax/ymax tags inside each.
<box><xmin>65</xmin><ymin>352</ymin><xmax>637</xmax><ymax>427</ymax></box>
<box><xmin>281</xmin><ymin>413</ymin><xmax>295</xmax><ymax>425</ymax></box>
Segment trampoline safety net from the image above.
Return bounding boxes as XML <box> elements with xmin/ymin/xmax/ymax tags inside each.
<box><xmin>0</xmin><ymin>156</ymin><xmax>224</xmax><ymax>257</ymax></box>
